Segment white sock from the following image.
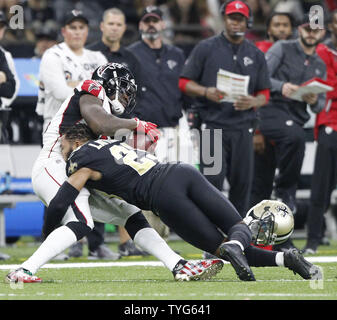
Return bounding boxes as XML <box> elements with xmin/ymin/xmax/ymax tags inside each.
<box><xmin>226</xmin><ymin>240</ymin><xmax>244</xmax><ymax>251</ymax></box>
<box><xmin>134</xmin><ymin>228</ymin><xmax>182</xmax><ymax>271</ymax></box>
<box><xmin>275</xmin><ymin>252</ymin><xmax>285</xmax><ymax>267</ymax></box>
<box><xmin>21</xmin><ymin>226</ymin><xmax>77</xmax><ymax>274</ymax></box>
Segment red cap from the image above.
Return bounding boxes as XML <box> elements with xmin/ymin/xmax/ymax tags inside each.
<box><xmin>225</xmin><ymin>1</ymin><xmax>250</xmax><ymax>19</ymax></box>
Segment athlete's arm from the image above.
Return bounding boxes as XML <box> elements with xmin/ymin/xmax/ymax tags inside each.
<box><xmin>79</xmin><ymin>94</ymin><xmax>137</xmax><ymax>136</ymax></box>
<box><xmin>42</xmin><ymin>168</ymin><xmax>101</xmax><ymax>238</ymax></box>
<box><xmin>79</xmin><ymin>94</ymin><xmax>160</xmax><ymax>142</ymax></box>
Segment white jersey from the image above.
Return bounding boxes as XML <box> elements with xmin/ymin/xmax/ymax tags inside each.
<box><xmin>36</xmin><ymin>42</ymin><xmax>107</xmax><ymax>125</ymax></box>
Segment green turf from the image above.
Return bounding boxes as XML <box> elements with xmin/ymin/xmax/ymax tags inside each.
<box><xmin>0</xmin><ymin>238</ymin><xmax>337</xmax><ymax>300</ymax></box>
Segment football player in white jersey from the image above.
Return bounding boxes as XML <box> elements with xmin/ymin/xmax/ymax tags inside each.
<box><xmin>36</xmin><ymin>10</ymin><xmax>108</xmax><ymax>132</ymax></box>
<box><xmin>5</xmin><ymin>62</ymin><xmax>225</xmax><ymax>283</ymax></box>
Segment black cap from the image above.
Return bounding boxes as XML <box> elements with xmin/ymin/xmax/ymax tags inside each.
<box><xmin>63</xmin><ymin>9</ymin><xmax>89</xmax><ymax>26</ymax></box>
<box><xmin>35</xmin><ymin>28</ymin><xmax>58</xmax><ymax>41</ymax></box>
<box><xmin>0</xmin><ymin>11</ymin><xmax>7</xmax><ymax>26</ymax></box>
<box><xmin>140</xmin><ymin>6</ymin><xmax>163</xmax><ymax>22</ymax></box>
<box><xmin>298</xmin><ymin>13</ymin><xmax>325</xmax><ymax>29</ymax></box>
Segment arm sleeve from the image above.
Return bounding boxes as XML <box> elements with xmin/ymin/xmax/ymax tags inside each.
<box><xmin>180</xmin><ymin>42</ymin><xmax>207</xmax><ymax>82</ymax></box>
<box><xmin>40</xmin><ymin>51</ymin><xmax>74</xmax><ymax>102</ymax></box>
<box><xmin>254</xmin><ymin>51</ymin><xmax>271</xmax><ymax>92</ymax></box>
<box><xmin>42</xmin><ymin>181</ymin><xmax>80</xmax><ymax>238</ymax></box>
<box><xmin>265</xmin><ymin>41</ymin><xmax>285</xmax><ymax>93</ymax></box>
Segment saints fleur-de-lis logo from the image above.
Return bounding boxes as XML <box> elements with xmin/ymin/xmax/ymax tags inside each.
<box><xmin>68</xmin><ymin>160</ymin><xmax>78</xmax><ymax>175</ymax></box>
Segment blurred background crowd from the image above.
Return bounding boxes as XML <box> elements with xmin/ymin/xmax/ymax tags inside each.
<box><xmin>0</xmin><ymin>0</ymin><xmax>335</xmax><ymax>58</ymax></box>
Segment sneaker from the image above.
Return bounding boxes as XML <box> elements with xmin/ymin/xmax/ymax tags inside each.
<box><xmin>173</xmin><ymin>259</ymin><xmax>224</xmax><ymax>281</ymax></box>
<box><xmin>219</xmin><ymin>243</ymin><xmax>255</xmax><ymax>281</ymax></box>
<box><xmin>118</xmin><ymin>240</ymin><xmax>149</xmax><ymax>256</ymax></box>
<box><xmin>5</xmin><ymin>268</ymin><xmax>42</xmax><ymax>283</ymax></box>
<box><xmin>284</xmin><ymin>248</ymin><xmax>322</xmax><ymax>280</ymax></box>
<box><xmin>88</xmin><ymin>244</ymin><xmax>121</xmax><ymax>260</ymax></box>
<box><xmin>0</xmin><ymin>252</ymin><xmax>10</xmax><ymax>260</ymax></box>
<box><xmin>69</xmin><ymin>242</ymin><xmax>83</xmax><ymax>258</ymax></box>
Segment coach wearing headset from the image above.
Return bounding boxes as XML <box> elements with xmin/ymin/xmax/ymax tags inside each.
<box><xmin>179</xmin><ymin>0</ymin><xmax>270</xmax><ymax>219</ymax></box>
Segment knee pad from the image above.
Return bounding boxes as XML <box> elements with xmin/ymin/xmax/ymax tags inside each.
<box><xmin>124</xmin><ymin>211</ymin><xmax>151</xmax><ymax>239</ymax></box>
<box><xmin>66</xmin><ymin>221</ymin><xmax>92</xmax><ymax>241</ymax></box>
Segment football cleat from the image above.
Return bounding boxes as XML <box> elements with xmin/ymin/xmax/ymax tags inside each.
<box><xmin>219</xmin><ymin>243</ymin><xmax>256</xmax><ymax>281</ymax></box>
<box><xmin>284</xmin><ymin>248</ymin><xmax>322</xmax><ymax>280</ymax></box>
<box><xmin>5</xmin><ymin>268</ymin><xmax>42</xmax><ymax>283</ymax></box>
<box><xmin>173</xmin><ymin>259</ymin><xmax>224</xmax><ymax>281</ymax></box>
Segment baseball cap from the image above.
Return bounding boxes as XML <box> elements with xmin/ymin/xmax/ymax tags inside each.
<box><xmin>140</xmin><ymin>6</ymin><xmax>163</xmax><ymax>22</ymax></box>
<box><xmin>0</xmin><ymin>10</ymin><xmax>7</xmax><ymax>26</ymax></box>
<box><xmin>224</xmin><ymin>1</ymin><xmax>250</xmax><ymax>19</ymax></box>
<box><xmin>63</xmin><ymin>10</ymin><xmax>89</xmax><ymax>26</ymax></box>
<box><xmin>298</xmin><ymin>13</ymin><xmax>325</xmax><ymax>29</ymax></box>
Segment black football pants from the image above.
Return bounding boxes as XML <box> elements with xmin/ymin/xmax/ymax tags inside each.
<box><xmin>306</xmin><ymin>126</ymin><xmax>337</xmax><ymax>243</ymax></box>
<box><xmin>199</xmin><ymin>127</ymin><xmax>254</xmax><ymax>217</ymax></box>
<box><xmin>152</xmin><ymin>163</ymin><xmax>245</xmax><ymax>254</ymax></box>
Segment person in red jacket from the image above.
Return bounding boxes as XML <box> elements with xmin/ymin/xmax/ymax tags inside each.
<box><xmin>255</xmin><ymin>11</ymin><xmax>295</xmax><ymax>54</ymax></box>
<box><xmin>303</xmin><ymin>9</ymin><xmax>337</xmax><ymax>254</ymax></box>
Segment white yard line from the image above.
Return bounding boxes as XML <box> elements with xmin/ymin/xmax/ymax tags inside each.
<box><xmin>0</xmin><ymin>256</ymin><xmax>336</xmax><ymax>271</ymax></box>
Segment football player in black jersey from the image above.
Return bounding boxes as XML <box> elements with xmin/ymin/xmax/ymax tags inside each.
<box><xmin>43</xmin><ymin>123</ymin><xmax>322</xmax><ymax>282</ymax></box>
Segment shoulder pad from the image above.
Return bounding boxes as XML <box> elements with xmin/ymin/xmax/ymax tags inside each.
<box><xmin>81</xmin><ymin>80</ymin><xmax>105</xmax><ymax>100</ymax></box>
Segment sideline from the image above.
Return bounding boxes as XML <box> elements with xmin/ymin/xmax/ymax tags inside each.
<box><xmin>0</xmin><ymin>256</ymin><xmax>337</xmax><ymax>270</ymax></box>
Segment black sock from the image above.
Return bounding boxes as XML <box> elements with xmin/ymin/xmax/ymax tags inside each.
<box><xmin>228</xmin><ymin>222</ymin><xmax>252</xmax><ymax>249</ymax></box>
<box><xmin>244</xmin><ymin>245</ymin><xmax>278</xmax><ymax>267</ymax></box>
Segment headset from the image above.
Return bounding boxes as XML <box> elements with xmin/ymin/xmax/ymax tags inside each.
<box><xmin>220</xmin><ymin>0</ymin><xmax>254</xmax><ymax>29</ymax></box>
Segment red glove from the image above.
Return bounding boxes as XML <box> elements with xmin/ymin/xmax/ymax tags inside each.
<box><xmin>133</xmin><ymin>117</ymin><xmax>161</xmax><ymax>143</ymax></box>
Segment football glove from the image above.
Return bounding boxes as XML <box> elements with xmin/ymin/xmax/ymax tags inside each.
<box><xmin>133</xmin><ymin>117</ymin><xmax>161</xmax><ymax>143</ymax></box>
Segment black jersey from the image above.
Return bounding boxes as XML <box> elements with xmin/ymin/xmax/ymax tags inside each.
<box><xmin>66</xmin><ymin>138</ymin><xmax>173</xmax><ymax>210</ymax></box>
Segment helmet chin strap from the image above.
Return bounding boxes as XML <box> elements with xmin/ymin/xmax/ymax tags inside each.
<box><xmin>109</xmin><ymin>71</ymin><xmax>125</xmax><ymax>115</ymax></box>
<box><xmin>111</xmin><ymin>98</ymin><xmax>125</xmax><ymax>115</ymax></box>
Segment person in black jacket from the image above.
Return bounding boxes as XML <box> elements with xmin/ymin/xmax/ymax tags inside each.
<box><xmin>180</xmin><ymin>1</ymin><xmax>270</xmax><ymax>218</ymax></box>
<box><xmin>127</xmin><ymin>6</ymin><xmax>187</xmax><ymax>240</ymax></box>
<box><xmin>251</xmin><ymin>14</ymin><xmax>326</xmax><ymax>251</ymax></box>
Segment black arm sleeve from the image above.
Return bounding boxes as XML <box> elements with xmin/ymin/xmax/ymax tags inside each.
<box><xmin>42</xmin><ymin>181</ymin><xmax>80</xmax><ymax>238</ymax></box>
<box><xmin>0</xmin><ymin>50</ymin><xmax>16</xmax><ymax>99</ymax></box>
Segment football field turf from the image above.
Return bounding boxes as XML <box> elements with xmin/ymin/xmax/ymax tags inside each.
<box><xmin>0</xmin><ymin>238</ymin><xmax>337</xmax><ymax>301</ymax></box>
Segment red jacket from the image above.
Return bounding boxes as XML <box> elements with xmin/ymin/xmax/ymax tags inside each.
<box><xmin>315</xmin><ymin>43</ymin><xmax>337</xmax><ymax>139</ymax></box>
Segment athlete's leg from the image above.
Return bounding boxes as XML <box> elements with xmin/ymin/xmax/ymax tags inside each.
<box><xmin>154</xmin><ymin>164</ymin><xmax>249</xmax><ymax>254</ymax></box>
<box><xmin>88</xmin><ymin>190</ymin><xmax>184</xmax><ymax>272</ymax></box>
<box><xmin>21</xmin><ymin>157</ymin><xmax>94</xmax><ymax>274</ymax></box>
